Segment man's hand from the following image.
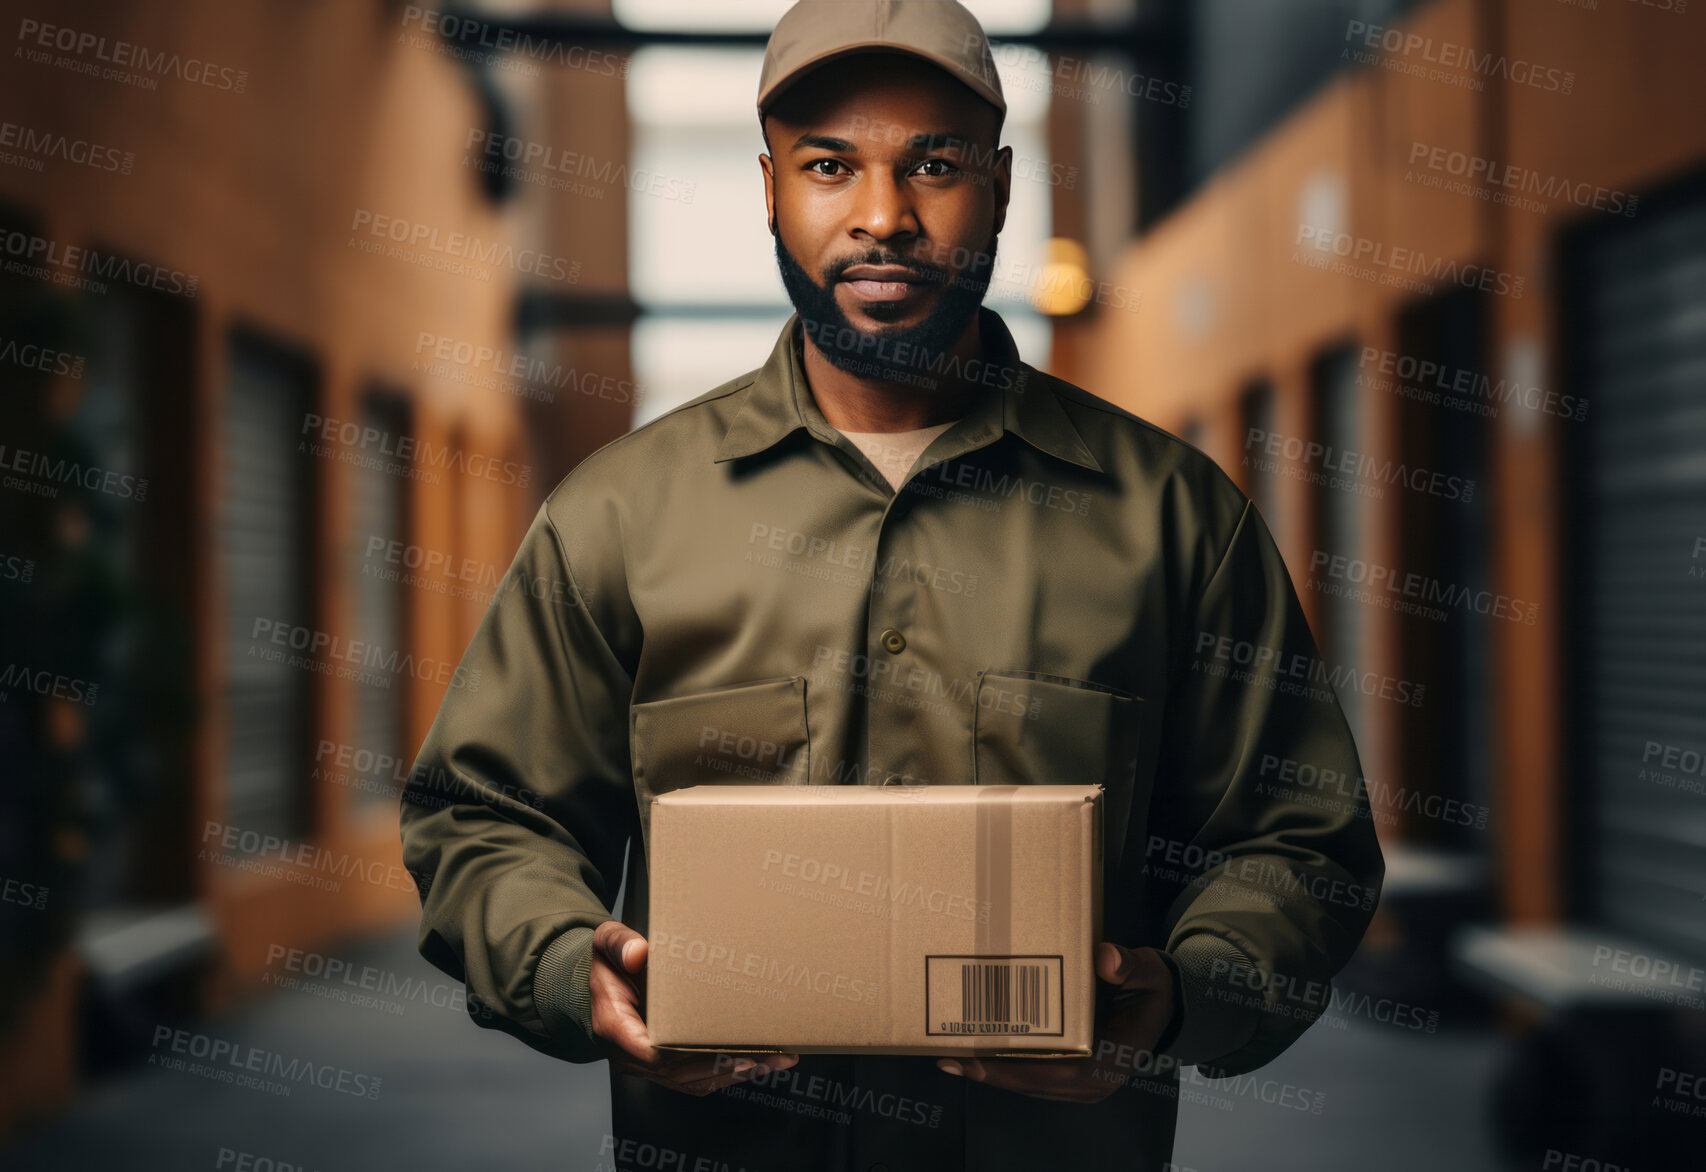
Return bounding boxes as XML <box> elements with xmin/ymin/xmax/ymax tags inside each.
<box><xmin>587</xmin><ymin>921</ymin><xmax>801</xmax><ymax>1096</ymax></box>
<box><xmin>933</xmin><ymin>941</ymin><xmax>1176</xmax><ymax>1104</ymax></box>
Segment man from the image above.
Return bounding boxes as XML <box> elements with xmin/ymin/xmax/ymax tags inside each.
<box><xmin>399</xmin><ymin>2</ymin><xmax>1384</xmax><ymax>1170</ymax></box>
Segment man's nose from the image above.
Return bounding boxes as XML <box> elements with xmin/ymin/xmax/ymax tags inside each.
<box><xmin>848</xmin><ymin>167</ymin><xmax>921</xmax><ymax>244</ymax></box>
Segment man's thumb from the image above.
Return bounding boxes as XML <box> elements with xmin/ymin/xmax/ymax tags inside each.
<box><xmin>595</xmin><ymin>923</ymin><xmax>648</xmax><ymax>973</ymax></box>
<box><xmin>1096</xmin><ymin>941</ymin><xmax>1136</xmax><ymax>984</ymax></box>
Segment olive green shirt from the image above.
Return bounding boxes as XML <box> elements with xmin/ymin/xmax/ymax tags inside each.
<box><xmin>400</xmin><ymin>307</ymin><xmax>1383</xmax><ymax>1171</ymax></box>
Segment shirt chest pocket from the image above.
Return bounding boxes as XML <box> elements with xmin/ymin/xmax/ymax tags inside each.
<box><xmin>630</xmin><ymin>675</ymin><xmax>812</xmax><ymax>800</ymax></box>
<box><xmin>972</xmin><ymin>669</ymin><xmax>1142</xmax><ymax>790</ymax></box>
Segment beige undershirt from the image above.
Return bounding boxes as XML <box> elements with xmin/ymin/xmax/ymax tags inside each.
<box><xmin>836</xmin><ymin>421</ymin><xmax>958</xmax><ymax>491</ymax></box>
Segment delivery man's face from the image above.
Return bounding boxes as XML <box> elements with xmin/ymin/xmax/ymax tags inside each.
<box><xmin>760</xmin><ymin>54</ymin><xmax>1012</xmax><ymax>378</ymax></box>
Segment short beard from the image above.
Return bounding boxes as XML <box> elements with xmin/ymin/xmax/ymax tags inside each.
<box><xmin>772</xmin><ymin>220</ymin><xmax>997</xmax><ymax>391</ymax></box>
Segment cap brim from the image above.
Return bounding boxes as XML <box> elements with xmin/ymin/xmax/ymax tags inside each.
<box><xmin>758</xmin><ymin>43</ymin><xmax>1006</xmax><ymax>121</ymax></box>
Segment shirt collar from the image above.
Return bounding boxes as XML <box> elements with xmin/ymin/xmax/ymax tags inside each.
<box><xmin>713</xmin><ymin>306</ymin><xmax>1103</xmax><ymax>475</ymax></box>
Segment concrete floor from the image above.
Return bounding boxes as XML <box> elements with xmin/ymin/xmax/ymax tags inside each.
<box><xmin>3</xmin><ymin>925</ymin><xmax>1508</xmax><ymax>1172</ymax></box>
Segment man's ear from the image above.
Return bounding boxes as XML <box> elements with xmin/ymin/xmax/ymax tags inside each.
<box><xmin>991</xmin><ymin>144</ymin><xmax>1013</xmax><ymax>239</ymax></box>
<box><xmin>760</xmin><ymin>149</ymin><xmax>776</xmax><ymax>237</ymax></box>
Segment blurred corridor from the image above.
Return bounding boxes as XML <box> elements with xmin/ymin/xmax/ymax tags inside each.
<box><xmin>2</xmin><ymin>0</ymin><xmax>1704</xmax><ymax>1168</ymax></box>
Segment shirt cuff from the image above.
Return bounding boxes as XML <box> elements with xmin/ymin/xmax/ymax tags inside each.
<box><xmin>533</xmin><ymin>925</ymin><xmax>600</xmax><ymax>1056</ymax></box>
<box><xmin>1154</xmin><ymin>933</ymin><xmax>1264</xmax><ymax>1069</ymax></box>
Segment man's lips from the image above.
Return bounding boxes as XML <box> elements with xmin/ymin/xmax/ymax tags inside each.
<box><xmin>839</xmin><ymin>264</ymin><xmax>934</xmax><ymax>304</ymax></box>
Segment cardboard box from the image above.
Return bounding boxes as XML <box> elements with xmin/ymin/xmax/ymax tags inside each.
<box><xmin>646</xmin><ymin>783</ymin><xmax>1103</xmax><ymax>1057</ymax></box>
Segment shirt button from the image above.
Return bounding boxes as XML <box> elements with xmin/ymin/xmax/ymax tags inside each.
<box><xmin>880</xmin><ymin>627</ymin><xmax>906</xmax><ymax>654</ymax></box>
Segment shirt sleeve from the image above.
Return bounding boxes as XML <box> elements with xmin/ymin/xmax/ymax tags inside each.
<box><xmin>398</xmin><ymin>499</ymin><xmax>636</xmax><ymax>1064</ymax></box>
<box><xmin>1146</xmin><ymin>498</ymin><xmax>1386</xmax><ymax>1077</ymax></box>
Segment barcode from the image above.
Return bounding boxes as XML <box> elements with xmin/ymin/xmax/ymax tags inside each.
<box><xmin>960</xmin><ymin>961</ymin><xmax>1049</xmax><ymax>1028</ymax></box>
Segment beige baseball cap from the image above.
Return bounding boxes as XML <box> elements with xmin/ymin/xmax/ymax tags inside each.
<box><xmin>757</xmin><ymin>0</ymin><xmax>1006</xmax><ymax>126</ymax></box>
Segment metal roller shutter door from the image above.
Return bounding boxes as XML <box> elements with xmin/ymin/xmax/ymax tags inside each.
<box><xmin>1574</xmin><ymin>188</ymin><xmax>1706</xmax><ymax>962</ymax></box>
<box><xmin>218</xmin><ymin>335</ymin><xmax>315</xmax><ymax>841</ymax></box>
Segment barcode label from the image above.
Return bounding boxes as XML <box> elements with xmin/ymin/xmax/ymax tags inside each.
<box><xmin>925</xmin><ymin>955</ymin><xmax>1064</xmax><ymax>1036</ymax></box>
<box><xmin>965</xmin><ymin>961</ymin><xmax>1048</xmax><ymax>1027</ymax></box>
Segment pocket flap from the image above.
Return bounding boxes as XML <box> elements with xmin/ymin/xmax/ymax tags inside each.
<box><xmin>973</xmin><ymin>669</ymin><xmax>1141</xmax><ymax>788</ymax></box>
<box><xmin>631</xmin><ymin>675</ymin><xmax>812</xmax><ymax>796</ymax></box>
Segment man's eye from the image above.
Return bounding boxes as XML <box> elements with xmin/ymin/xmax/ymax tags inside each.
<box><xmin>807</xmin><ymin>159</ymin><xmax>847</xmax><ymax>176</ymax></box>
<box><xmin>915</xmin><ymin>159</ymin><xmax>960</xmax><ymax>178</ymax></box>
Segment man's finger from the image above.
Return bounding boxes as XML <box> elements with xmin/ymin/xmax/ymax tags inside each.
<box><xmin>594</xmin><ymin>976</ymin><xmax>662</xmax><ymax>1066</ymax></box>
